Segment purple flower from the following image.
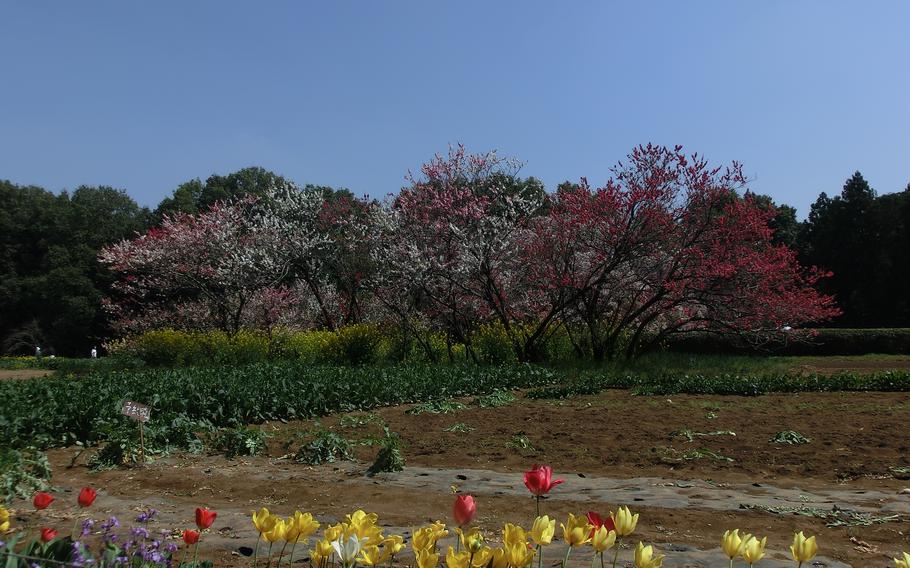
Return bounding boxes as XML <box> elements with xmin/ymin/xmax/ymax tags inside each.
<box><xmin>136</xmin><ymin>509</ymin><xmax>158</xmax><ymax>523</ymax></box>
<box><xmin>100</xmin><ymin>516</ymin><xmax>121</xmax><ymax>532</ymax></box>
<box><xmin>81</xmin><ymin>518</ymin><xmax>95</xmax><ymax>537</ymax></box>
<box><xmin>131</xmin><ymin>527</ymin><xmax>150</xmax><ymax>540</ymax></box>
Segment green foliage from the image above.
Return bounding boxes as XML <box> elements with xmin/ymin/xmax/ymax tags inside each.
<box><xmin>471</xmin><ymin>390</ymin><xmax>516</xmax><ymax>408</ymax></box>
<box><xmin>0</xmin><ymin>363</ymin><xmax>560</xmax><ymax>453</ymax></box>
<box><xmin>668</xmin><ymin>328</ymin><xmax>910</xmax><ymax>356</ymax></box>
<box><xmin>209</xmin><ymin>426</ymin><xmax>269</xmax><ymax>458</ymax></box>
<box><xmin>366</xmin><ymin>426</ymin><xmax>405</xmax><ymax>476</ymax></box>
<box><xmin>671</xmin><ymin>429</ymin><xmax>736</xmax><ymax>442</ymax></box>
<box><xmin>770</xmin><ymin>431</ymin><xmax>811</xmax><ymax>445</ymax></box>
<box><xmin>339</xmin><ymin>413</ymin><xmax>380</xmax><ymax>429</ymax></box>
<box><xmin>406</xmin><ymin>400</ymin><xmax>467</xmax><ymax>415</ymax></box>
<box><xmin>295</xmin><ymin>427</ymin><xmax>353</xmax><ymax>465</ymax></box>
<box><xmin>443</xmin><ymin>423</ymin><xmax>474</xmax><ymax>433</ymax></box>
<box><xmin>0</xmin><ymin>181</ymin><xmax>151</xmax><ymax>357</ymax></box>
<box><xmin>506</xmin><ymin>433</ymin><xmax>535</xmax><ymax>452</ymax></box>
<box><xmin>0</xmin><ymin>447</ymin><xmax>51</xmax><ymax>503</ymax></box>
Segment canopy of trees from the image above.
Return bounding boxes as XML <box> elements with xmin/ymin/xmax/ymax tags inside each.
<box><xmin>2</xmin><ymin>149</ymin><xmax>907</xmax><ymax>356</ymax></box>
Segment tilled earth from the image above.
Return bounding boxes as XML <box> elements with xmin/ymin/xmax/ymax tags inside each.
<box><xmin>12</xmin><ymin>390</ymin><xmax>910</xmax><ymax>567</ymax></box>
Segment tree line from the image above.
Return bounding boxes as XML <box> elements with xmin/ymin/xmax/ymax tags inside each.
<box><xmin>1</xmin><ymin>147</ymin><xmax>907</xmax><ymax>357</ymax></box>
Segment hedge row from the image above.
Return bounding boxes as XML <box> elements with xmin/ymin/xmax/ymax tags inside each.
<box><xmin>106</xmin><ymin>324</ymin><xmax>581</xmax><ymax>367</ymax></box>
<box><xmin>666</xmin><ymin>328</ymin><xmax>910</xmax><ymax>356</ymax></box>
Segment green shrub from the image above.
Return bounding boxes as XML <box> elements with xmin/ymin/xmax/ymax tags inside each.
<box><xmin>331</xmin><ymin>324</ymin><xmax>382</xmax><ymax>365</ymax></box>
<box><xmin>473</xmin><ymin>322</ymin><xmax>517</xmax><ymax>364</ymax></box>
<box><xmin>0</xmin><ymin>447</ymin><xmax>51</xmax><ymax>503</ymax></box>
<box><xmin>666</xmin><ymin>328</ymin><xmax>910</xmax><ymax>356</ymax></box>
<box><xmin>296</xmin><ymin>428</ymin><xmax>353</xmax><ymax>464</ymax></box>
<box><xmin>209</xmin><ymin>426</ymin><xmax>269</xmax><ymax>458</ymax></box>
<box><xmin>366</xmin><ymin>426</ymin><xmax>405</xmax><ymax>476</ymax></box>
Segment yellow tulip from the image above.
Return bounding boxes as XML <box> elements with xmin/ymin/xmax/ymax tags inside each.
<box><xmin>455</xmin><ymin>527</ymin><xmax>485</xmax><ymax>553</ymax></box>
<box><xmin>0</xmin><ymin>506</ymin><xmax>10</xmax><ymax>533</ymax></box>
<box><xmin>503</xmin><ymin>523</ymin><xmax>528</xmax><ymax>549</ymax></box>
<box><xmin>560</xmin><ymin>513</ymin><xmax>592</xmax><ymax>547</ymax></box>
<box><xmin>894</xmin><ymin>552</ymin><xmax>910</xmax><ymax>568</ymax></box>
<box><xmin>446</xmin><ymin>546</ymin><xmax>471</xmax><ymax>568</ymax></box>
<box><xmin>325</xmin><ymin>523</ymin><xmax>344</xmax><ymax>543</ymax></box>
<box><xmin>384</xmin><ymin>534</ymin><xmax>406</xmax><ymax>557</ymax></box>
<box><xmin>504</xmin><ymin>541</ymin><xmax>535</xmax><ymax>567</ymax></box>
<box><xmin>263</xmin><ymin>518</ymin><xmax>287</xmax><ymax>543</ymax></box>
<box><xmin>252</xmin><ymin>507</ymin><xmax>276</xmax><ymax>534</ymax></box>
<box><xmin>414</xmin><ymin>522</ymin><xmax>450</xmax><ymax>553</ymax></box>
<box><xmin>287</xmin><ymin>511</ymin><xmax>320</xmax><ymax>542</ymax></box>
<box><xmin>488</xmin><ymin>548</ymin><xmax>509</xmax><ymax>568</ymax></box>
<box><xmin>591</xmin><ymin>526</ymin><xmax>617</xmax><ymax>553</ymax></box>
<box><xmin>741</xmin><ymin>536</ymin><xmax>767</xmax><ymax>565</ymax></box>
<box><xmin>613</xmin><ymin>507</ymin><xmax>639</xmax><ymax>537</ymax></box>
<box><xmin>790</xmin><ymin>532</ymin><xmax>818</xmax><ymax>565</ymax></box>
<box><xmin>471</xmin><ymin>546</ymin><xmax>495</xmax><ymax>568</ymax></box>
<box><xmin>417</xmin><ymin>549</ymin><xmax>440</xmax><ymax>568</ymax></box>
<box><xmin>634</xmin><ymin>542</ymin><xmax>664</xmax><ymax>568</ymax></box>
<box><xmin>530</xmin><ymin>515</ymin><xmax>555</xmax><ymax>546</ymax></box>
<box><xmin>311</xmin><ymin>539</ymin><xmax>334</xmax><ymax>568</ymax></box>
<box><xmin>357</xmin><ymin>545</ymin><xmax>383</xmax><ymax>566</ymax></box>
<box><xmin>721</xmin><ymin>529</ymin><xmax>752</xmax><ymax>559</ymax></box>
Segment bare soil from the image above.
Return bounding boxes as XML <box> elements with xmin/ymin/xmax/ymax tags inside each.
<box><xmin>15</xmin><ymin>390</ymin><xmax>910</xmax><ymax>568</ymax></box>
<box><xmin>0</xmin><ymin>368</ymin><xmax>53</xmax><ymax>380</ymax></box>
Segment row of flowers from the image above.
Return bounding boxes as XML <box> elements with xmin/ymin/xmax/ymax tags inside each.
<box><xmin>2</xmin><ymin>465</ymin><xmax>908</xmax><ymax>567</ymax></box>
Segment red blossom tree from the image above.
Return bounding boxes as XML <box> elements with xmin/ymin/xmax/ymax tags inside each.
<box><xmin>524</xmin><ymin>144</ymin><xmax>840</xmax><ymax>359</ymax></box>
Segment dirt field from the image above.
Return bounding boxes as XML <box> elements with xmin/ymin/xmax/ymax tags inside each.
<box><xmin>0</xmin><ymin>368</ymin><xmax>53</xmax><ymax>380</ymax></box>
<box><xmin>14</xmin><ymin>389</ymin><xmax>910</xmax><ymax>568</ymax></box>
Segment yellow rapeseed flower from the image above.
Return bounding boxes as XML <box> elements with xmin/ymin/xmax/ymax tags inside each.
<box><xmin>790</xmin><ymin>532</ymin><xmax>818</xmax><ymax>565</ymax></box>
<box><xmin>560</xmin><ymin>513</ymin><xmax>592</xmax><ymax>547</ymax></box>
<box><xmin>530</xmin><ymin>515</ymin><xmax>555</xmax><ymax>546</ymax></box>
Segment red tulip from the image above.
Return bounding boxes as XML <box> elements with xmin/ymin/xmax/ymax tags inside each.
<box><xmin>523</xmin><ymin>465</ymin><xmax>563</xmax><ymax>496</ymax></box>
<box><xmin>183</xmin><ymin>529</ymin><xmax>201</xmax><ymax>545</ymax></box>
<box><xmin>78</xmin><ymin>487</ymin><xmax>97</xmax><ymax>508</ymax></box>
<box><xmin>453</xmin><ymin>494</ymin><xmax>476</xmax><ymax>526</ymax></box>
<box><xmin>40</xmin><ymin>528</ymin><xmax>58</xmax><ymax>543</ymax></box>
<box><xmin>586</xmin><ymin>511</ymin><xmax>615</xmax><ymax>537</ymax></box>
<box><xmin>33</xmin><ymin>492</ymin><xmax>54</xmax><ymax>510</ymax></box>
<box><xmin>195</xmin><ymin>507</ymin><xmax>217</xmax><ymax>530</ymax></box>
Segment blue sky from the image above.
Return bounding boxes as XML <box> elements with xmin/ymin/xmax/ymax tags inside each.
<box><xmin>1</xmin><ymin>1</ymin><xmax>908</xmax><ymax>217</ymax></box>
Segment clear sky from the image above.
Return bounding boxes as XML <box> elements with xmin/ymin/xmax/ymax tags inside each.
<box><xmin>1</xmin><ymin>1</ymin><xmax>908</xmax><ymax>217</ymax></box>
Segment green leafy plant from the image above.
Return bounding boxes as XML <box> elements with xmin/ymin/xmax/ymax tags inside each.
<box><xmin>366</xmin><ymin>427</ymin><xmax>405</xmax><ymax>476</ymax></box>
<box><xmin>406</xmin><ymin>399</ymin><xmax>466</xmax><ymax>415</ymax></box>
<box><xmin>339</xmin><ymin>413</ymin><xmax>381</xmax><ymax>429</ymax></box>
<box><xmin>209</xmin><ymin>426</ymin><xmax>269</xmax><ymax>458</ymax></box>
<box><xmin>506</xmin><ymin>433</ymin><xmax>535</xmax><ymax>452</ymax></box>
<box><xmin>295</xmin><ymin>428</ymin><xmax>353</xmax><ymax>465</ymax></box>
<box><xmin>770</xmin><ymin>430</ymin><xmax>811</xmax><ymax>445</ymax></box>
<box><xmin>443</xmin><ymin>423</ymin><xmax>474</xmax><ymax>433</ymax></box>
<box><xmin>671</xmin><ymin>429</ymin><xmax>736</xmax><ymax>442</ymax></box>
<box><xmin>471</xmin><ymin>390</ymin><xmax>516</xmax><ymax>408</ymax></box>
<box><xmin>0</xmin><ymin>447</ymin><xmax>51</xmax><ymax>503</ymax></box>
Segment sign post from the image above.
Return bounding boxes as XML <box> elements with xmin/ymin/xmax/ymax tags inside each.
<box><xmin>120</xmin><ymin>400</ymin><xmax>151</xmax><ymax>466</ymax></box>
